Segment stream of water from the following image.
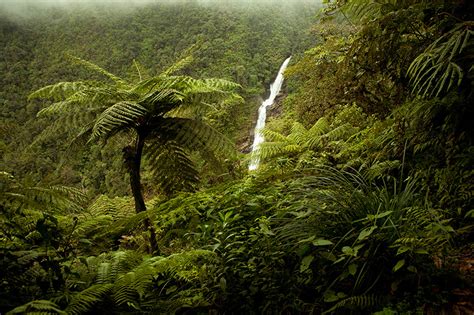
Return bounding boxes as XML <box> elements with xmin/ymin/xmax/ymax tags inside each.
<box><xmin>249</xmin><ymin>56</ymin><xmax>291</xmax><ymax>171</ymax></box>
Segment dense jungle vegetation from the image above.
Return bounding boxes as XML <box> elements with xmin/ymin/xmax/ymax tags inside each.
<box><xmin>1</xmin><ymin>0</ymin><xmax>473</xmax><ymax>314</ymax></box>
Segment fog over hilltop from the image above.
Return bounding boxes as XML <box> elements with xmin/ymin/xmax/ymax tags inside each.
<box><xmin>0</xmin><ymin>0</ymin><xmax>321</xmax><ymax>18</ymax></box>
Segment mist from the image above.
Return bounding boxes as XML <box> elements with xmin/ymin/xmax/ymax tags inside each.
<box><xmin>0</xmin><ymin>0</ymin><xmax>321</xmax><ymax>18</ymax></box>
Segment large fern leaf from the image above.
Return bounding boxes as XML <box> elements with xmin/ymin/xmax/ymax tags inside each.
<box><xmin>90</xmin><ymin>101</ymin><xmax>148</xmax><ymax>141</ymax></box>
<box><xmin>7</xmin><ymin>300</ymin><xmax>66</xmax><ymax>315</ymax></box>
<box><xmin>68</xmin><ymin>55</ymin><xmax>129</xmax><ymax>87</ymax></box>
<box><xmin>146</xmin><ymin>141</ymin><xmax>200</xmax><ymax>195</ymax></box>
<box><xmin>64</xmin><ymin>283</ymin><xmax>113</xmax><ymax>315</ymax></box>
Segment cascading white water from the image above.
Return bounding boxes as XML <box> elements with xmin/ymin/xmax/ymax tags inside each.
<box><xmin>249</xmin><ymin>56</ymin><xmax>291</xmax><ymax>171</ymax></box>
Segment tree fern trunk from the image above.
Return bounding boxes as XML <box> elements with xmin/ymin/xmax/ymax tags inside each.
<box><xmin>124</xmin><ymin>132</ymin><xmax>158</xmax><ymax>254</ymax></box>
<box><xmin>130</xmin><ymin>134</ymin><xmax>146</xmax><ymax>213</ymax></box>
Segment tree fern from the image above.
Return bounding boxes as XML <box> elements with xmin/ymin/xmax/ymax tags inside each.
<box><xmin>30</xmin><ymin>55</ymin><xmax>241</xmax><ymax>249</ymax></box>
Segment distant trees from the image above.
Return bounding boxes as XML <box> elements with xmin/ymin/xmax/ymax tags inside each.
<box><xmin>0</xmin><ymin>1</ymin><xmax>318</xmax><ymax>190</ymax></box>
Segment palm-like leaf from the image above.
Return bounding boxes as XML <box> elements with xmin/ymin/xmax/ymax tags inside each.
<box><xmin>408</xmin><ymin>22</ymin><xmax>473</xmax><ymax>98</ymax></box>
<box><xmin>68</xmin><ymin>55</ymin><xmax>129</xmax><ymax>87</ymax></box>
<box><xmin>91</xmin><ymin>101</ymin><xmax>148</xmax><ymax>141</ymax></box>
<box><xmin>1</xmin><ymin>172</ymin><xmax>86</xmax><ymax>214</ymax></box>
<box><xmin>146</xmin><ymin>141</ymin><xmax>200</xmax><ymax>195</ymax></box>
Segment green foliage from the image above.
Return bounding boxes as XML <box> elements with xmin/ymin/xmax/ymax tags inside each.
<box><xmin>1</xmin><ymin>0</ymin><xmax>473</xmax><ymax>314</ymax></box>
<box><xmin>408</xmin><ymin>22</ymin><xmax>473</xmax><ymax>98</ymax></box>
<box><xmin>64</xmin><ymin>284</ymin><xmax>114</xmax><ymax>315</ymax></box>
<box><xmin>7</xmin><ymin>300</ymin><xmax>65</xmax><ymax>315</ymax></box>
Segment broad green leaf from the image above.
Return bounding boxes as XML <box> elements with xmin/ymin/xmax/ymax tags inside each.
<box><xmin>348</xmin><ymin>263</ymin><xmax>358</xmax><ymax>276</ymax></box>
<box><xmin>323</xmin><ymin>290</ymin><xmax>339</xmax><ymax>302</ymax></box>
<box><xmin>396</xmin><ymin>246</ymin><xmax>410</xmax><ymax>255</ymax></box>
<box><xmin>342</xmin><ymin>246</ymin><xmax>354</xmax><ymax>256</ymax></box>
<box><xmin>392</xmin><ymin>259</ymin><xmax>405</xmax><ymax>272</ymax></box>
<box><xmin>313</xmin><ymin>238</ymin><xmax>334</xmax><ymax>246</ymax></box>
<box><xmin>407</xmin><ymin>265</ymin><xmax>418</xmax><ymax>273</ymax></box>
<box><xmin>367</xmin><ymin>210</ymin><xmax>393</xmax><ymax>220</ymax></box>
<box><xmin>414</xmin><ymin>249</ymin><xmax>429</xmax><ymax>255</ymax></box>
<box><xmin>300</xmin><ymin>255</ymin><xmax>314</xmax><ymax>273</ymax></box>
<box><xmin>358</xmin><ymin>226</ymin><xmax>377</xmax><ymax>241</ymax></box>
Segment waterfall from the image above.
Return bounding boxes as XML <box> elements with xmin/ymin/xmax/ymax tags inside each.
<box><xmin>249</xmin><ymin>56</ymin><xmax>291</xmax><ymax>171</ymax></box>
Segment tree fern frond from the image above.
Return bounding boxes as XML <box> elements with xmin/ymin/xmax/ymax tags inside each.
<box><xmin>288</xmin><ymin>122</ymin><xmax>309</xmax><ymax>146</ymax></box>
<box><xmin>345</xmin><ymin>0</ymin><xmax>382</xmax><ymax>20</ymax></box>
<box><xmin>64</xmin><ymin>283</ymin><xmax>113</xmax><ymax>315</ymax></box>
<box><xmin>168</xmin><ymin>77</ymin><xmax>242</xmax><ymax>117</ymax></box>
<box><xmin>261</xmin><ymin>129</ymin><xmax>288</xmax><ymax>142</ymax></box>
<box><xmin>162</xmin><ymin>55</ymin><xmax>194</xmax><ymax>76</ymax></box>
<box><xmin>90</xmin><ymin>101</ymin><xmax>148</xmax><ymax>141</ymax></box>
<box><xmin>255</xmin><ymin>142</ymin><xmax>289</xmax><ymax>160</ymax></box>
<box><xmin>323</xmin><ymin>294</ymin><xmax>385</xmax><ymax>314</ymax></box>
<box><xmin>146</xmin><ymin>141</ymin><xmax>200</xmax><ymax>195</ymax></box>
<box><xmin>28</xmin><ymin>81</ymin><xmax>92</xmax><ymax>102</ymax></box>
<box><xmin>94</xmin><ymin>251</ymin><xmax>144</xmax><ymax>284</ymax></box>
<box><xmin>68</xmin><ymin>55</ymin><xmax>128</xmax><ymax>87</ymax></box>
<box><xmin>323</xmin><ymin>123</ymin><xmax>356</xmax><ymax>143</ymax></box>
<box><xmin>159</xmin><ymin>118</ymin><xmax>235</xmax><ymax>156</ymax></box>
<box><xmin>74</xmin><ymin>215</ymin><xmax>113</xmax><ymax>240</ymax></box>
<box><xmin>1</xmin><ymin>175</ymin><xmax>85</xmax><ymax>213</ymax></box>
<box><xmin>308</xmin><ymin>116</ymin><xmax>330</xmax><ymax>137</ymax></box>
<box><xmin>87</xmin><ymin>195</ymin><xmax>135</xmax><ymax>219</ymax></box>
<box><xmin>7</xmin><ymin>300</ymin><xmax>66</xmax><ymax>315</ymax></box>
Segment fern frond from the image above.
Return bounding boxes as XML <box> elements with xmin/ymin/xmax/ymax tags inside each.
<box><xmin>73</xmin><ymin>215</ymin><xmax>113</xmax><ymax>239</ymax></box>
<box><xmin>162</xmin><ymin>55</ymin><xmax>194</xmax><ymax>76</ymax></box>
<box><xmin>7</xmin><ymin>300</ymin><xmax>65</xmax><ymax>315</ymax></box>
<box><xmin>28</xmin><ymin>81</ymin><xmax>92</xmax><ymax>101</ymax></box>
<box><xmin>68</xmin><ymin>55</ymin><xmax>128</xmax><ymax>87</ymax></box>
<box><xmin>90</xmin><ymin>101</ymin><xmax>148</xmax><ymax>141</ymax></box>
<box><xmin>323</xmin><ymin>294</ymin><xmax>385</xmax><ymax>314</ymax></box>
<box><xmin>169</xmin><ymin>77</ymin><xmax>242</xmax><ymax>117</ymax></box>
<box><xmin>87</xmin><ymin>195</ymin><xmax>135</xmax><ymax>219</ymax></box>
<box><xmin>158</xmin><ymin>117</ymin><xmax>235</xmax><ymax>156</ymax></box>
<box><xmin>308</xmin><ymin>116</ymin><xmax>330</xmax><ymax>137</ymax></box>
<box><xmin>257</xmin><ymin>142</ymin><xmax>293</xmax><ymax>160</ymax></box>
<box><xmin>1</xmin><ymin>177</ymin><xmax>85</xmax><ymax>214</ymax></box>
<box><xmin>146</xmin><ymin>141</ymin><xmax>200</xmax><ymax>195</ymax></box>
<box><xmin>64</xmin><ymin>283</ymin><xmax>113</xmax><ymax>315</ymax></box>
<box><xmin>262</xmin><ymin>129</ymin><xmax>288</xmax><ymax>142</ymax></box>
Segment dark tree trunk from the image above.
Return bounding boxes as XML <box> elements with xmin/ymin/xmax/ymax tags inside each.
<box><xmin>124</xmin><ymin>132</ymin><xmax>158</xmax><ymax>254</ymax></box>
<box><xmin>129</xmin><ymin>134</ymin><xmax>146</xmax><ymax>213</ymax></box>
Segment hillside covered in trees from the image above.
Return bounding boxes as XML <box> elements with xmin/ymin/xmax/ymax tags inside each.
<box><xmin>1</xmin><ymin>0</ymin><xmax>473</xmax><ymax>314</ymax></box>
